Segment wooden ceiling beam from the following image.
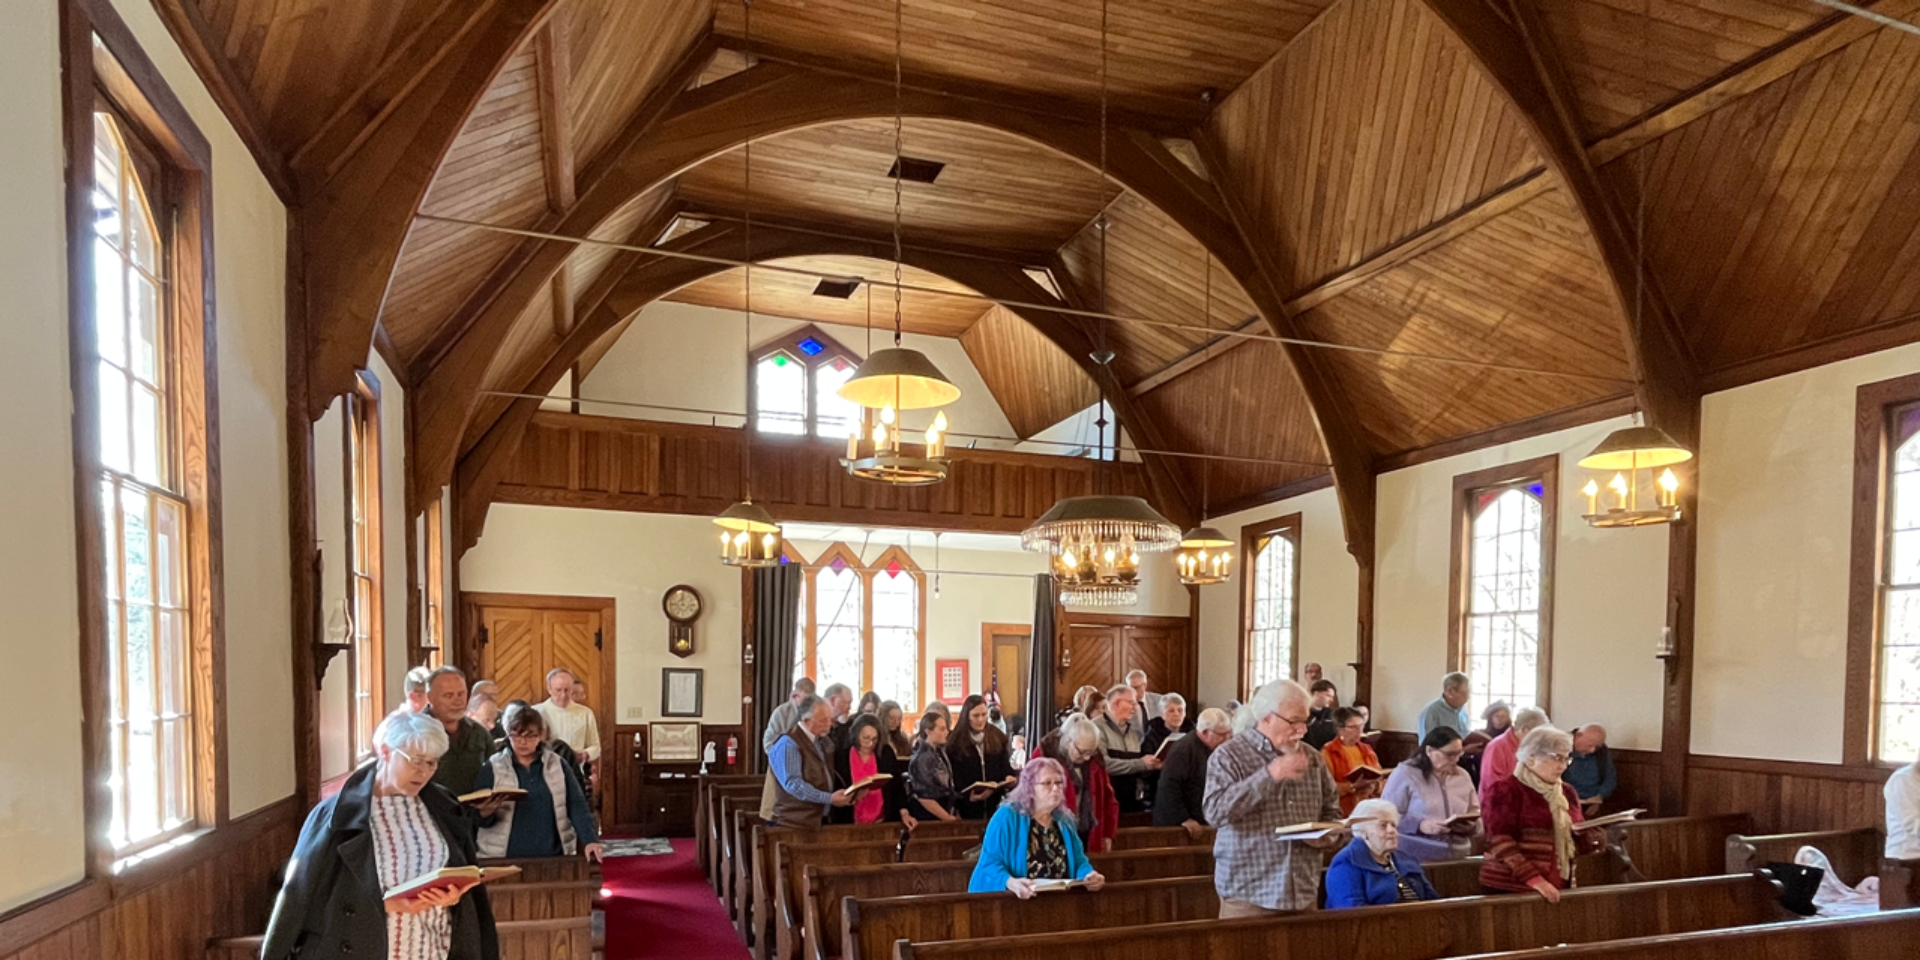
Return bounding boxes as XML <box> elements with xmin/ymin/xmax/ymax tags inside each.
<box><xmin>535</xmin><ymin>10</ymin><xmax>577</xmax><ymax>212</ymax></box>
<box><xmin>147</xmin><ymin>0</ymin><xmax>296</xmax><ymax>204</ymax></box>
<box><xmin>677</xmin><ymin>206</ymin><xmax>1060</xmax><ymax>266</ymax></box>
<box><xmin>302</xmin><ymin>0</ymin><xmax>561</xmax><ymax>419</ymax></box>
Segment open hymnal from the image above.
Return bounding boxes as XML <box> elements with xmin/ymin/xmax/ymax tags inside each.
<box><xmin>382</xmin><ymin>864</ymin><xmax>521</xmax><ymax>904</ymax></box>
<box><xmin>1443</xmin><ymin>812</ymin><xmax>1480</xmax><ymax>826</ymax></box>
<box><xmin>1360</xmin><ymin>730</ymin><xmax>1383</xmax><ymax>741</ymax></box>
<box><xmin>845</xmin><ymin>772</ymin><xmax>893</xmax><ymax>793</ymax></box>
<box><xmin>1342</xmin><ymin>764</ymin><xmax>1388</xmax><ymax>784</ymax></box>
<box><xmin>1571</xmin><ymin>808</ymin><xmax>1645</xmax><ymax>831</ymax></box>
<box><xmin>1027</xmin><ymin>878</ymin><xmax>1090</xmax><ymax>892</ymax></box>
<box><xmin>1272</xmin><ymin>818</ymin><xmax>1357</xmax><ymax>841</ymax></box>
<box><xmin>456</xmin><ymin>787</ymin><xmax>528</xmax><ymax>805</ymax></box>
<box><xmin>1152</xmin><ymin>734</ymin><xmax>1187</xmax><ymax>759</ymax></box>
<box><xmin>966</xmin><ymin>777</ymin><xmax>1017</xmax><ymax>794</ymax></box>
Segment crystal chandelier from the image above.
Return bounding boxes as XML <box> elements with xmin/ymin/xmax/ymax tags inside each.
<box><xmin>836</xmin><ymin>0</ymin><xmax>957</xmax><ymax>485</ymax></box>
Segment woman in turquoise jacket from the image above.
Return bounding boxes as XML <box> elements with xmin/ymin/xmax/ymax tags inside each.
<box><xmin>968</xmin><ymin>758</ymin><xmax>1108</xmax><ymax>897</ymax></box>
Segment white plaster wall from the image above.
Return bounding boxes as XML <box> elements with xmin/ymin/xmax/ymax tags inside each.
<box><xmin>1693</xmin><ymin>342</ymin><xmax>1920</xmax><ymax>762</ymax></box>
<box><xmin>1372</xmin><ymin>416</ymin><xmax>1668</xmax><ymax>748</ymax></box>
<box><xmin>579</xmin><ymin>301</ymin><xmax>1019</xmax><ymax>444</ymax></box>
<box><xmin>1196</xmin><ymin>485</ymin><xmax>1361</xmax><ymax>713</ymax></box>
<box><xmin>0</xmin><ymin>0</ymin><xmax>86</xmax><ymax>913</ymax></box>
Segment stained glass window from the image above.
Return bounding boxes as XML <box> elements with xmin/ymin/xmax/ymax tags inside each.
<box><xmin>751</xmin><ymin>328</ymin><xmax>860</xmax><ymax>438</ymax></box>
<box><xmin>1244</xmin><ymin>525</ymin><xmax>1298</xmax><ymax>698</ymax></box>
<box><xmin>1878</xmin><ymin>411</ymin><xmax>1920</xmax><ymax>760</ymax></box>
<box><xmin>755</xmin><ymin>352</ymin><xmax>807</xmax><ymax>435</ymax></box>
<box><xmin>1464</xmin><ymin>486</ymin><xmax>1546</xmax><ymax>720</ymax></box>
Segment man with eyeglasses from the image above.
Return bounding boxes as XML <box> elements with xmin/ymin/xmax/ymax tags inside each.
<box><xmin>1204</xmin><ymin>679</ymin><xmax>1345</xmax><ymax>918</ymax></box>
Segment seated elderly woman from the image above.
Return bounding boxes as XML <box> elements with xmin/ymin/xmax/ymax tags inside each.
<box><xmin>1480</xmin><ymin>725</ymin><xmax>1605</xmax><ymax>901</ymax></box>
<box><xmin>1325</xmin><ymin>798</ymin><xmax>1442</xmax><ymax>908</ymax></box>
<box><xmin>1036</xmin><ymin>714</ymin><xmax>1122</xmax><ymax>853</ymax></box>
<box><xmin>263</xmin><ymin>710</ymin><xmax>499</xmax><ymax>960</ymax></box>
<box><xmin>969</xmin><ymin>758</ymin><xmax>1109</xmax><ymax>897</ymax></box>
<box><xmin>475</xmin><ymin>702</ymin><xmax>604</xmax><ymax>861</ymax></box>
<box><xmin>1382</xmin><ymin>727</ymin><xmax>1482</xmax><ymax>862</ymax></box>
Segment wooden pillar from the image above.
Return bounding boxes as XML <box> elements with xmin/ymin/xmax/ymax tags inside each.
<box><xmin>1658</xmin><ymin>402</ymin><xmax>1703</xmax><ymax>817</ymax></box>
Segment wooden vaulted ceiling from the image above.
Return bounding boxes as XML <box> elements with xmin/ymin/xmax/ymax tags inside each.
<box><xmin>166</xmin><ymin>0</ymin><xmax>1920</xmax><ymax>537</ymax></box>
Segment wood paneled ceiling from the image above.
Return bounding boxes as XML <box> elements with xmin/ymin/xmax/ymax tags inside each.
<box><xmin>164</xmin><ymin>0</ymin><xmax>1920</xmax><ymax>524</ymax></box>
<box><xmin>665</xmin><ymin>254</ymin><xmax>993</xmax><ymax>338</ymax></box>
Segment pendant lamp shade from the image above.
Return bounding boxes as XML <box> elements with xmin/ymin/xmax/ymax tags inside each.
<box><xmin>836</xmin><ymin>347</ymin><xmax>962</xmax><ymax>410</ymax></box>
<box><xmin>1022</xmin><ymin>495</ymin><xmax>1182</xmax><ymax>554</ymax></box>
<box><xmin>1179</xmin><ymin>526</ymin><xmax>1233</xmax><ymax>548</ymax></box>
<box><xmin>1575</xmin><ymin>426</ymin><xmax>1693</xmax><ymax>471</ymax></box>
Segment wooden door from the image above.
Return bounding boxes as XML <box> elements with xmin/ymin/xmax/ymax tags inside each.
<box><xmin>1056</xmin><ymin>614</ymin><xmax>1197</xmax><ymax>710</ymax></box>
<box><xmin>1058</xmin><ymin>624</ymin><xmax>1121</xmax><ymax>708</ymax></box>
<box><xmin>982</xmin><ymin>624</ymin><xmax>1030</xmax><ymax>728</ymax></box>
<box><xmin>1119</xmin><ymin>623</ymin><xmax>1195</xmax><ymax>703</ymax></box>
<box><xmin>479</xmin><ymin>606</ymin><xmax>544</xmax><ymax>704</ymax></box>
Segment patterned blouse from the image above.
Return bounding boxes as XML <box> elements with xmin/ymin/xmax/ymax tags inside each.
<box><xmin>1026</xmin><ymin>819</ymin><xmax>1071</xmax><ymax>880</ymax></box>
<box><xmin>370</xmin><ymin>794</ymin><xmax>453</xmax><ymax>960</ymax></box>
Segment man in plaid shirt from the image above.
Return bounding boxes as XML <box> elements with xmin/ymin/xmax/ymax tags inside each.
<box><xmin>1204</xmin><ymin>678</ymin><xmax>1345</xmax><ymax>917</ymax></box>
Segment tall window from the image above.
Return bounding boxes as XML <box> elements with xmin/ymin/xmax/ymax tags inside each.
<box><xmin>792</xmin><ymin>544</ymin><xmax>926</xmax><ymax>709</ymax></box>
<box><xmin>1239</xmin><ymin>514</ymin><xmax>1301</xmax><ymax>700</ymax></box>
<box><xmin>1449</xmin><ymin>456</ymin><xmax>1558</xmax><ymax>721</ymax></box>
<box><xmin>421</xmin><ymin>499</ymin><xmax>445</xmax><ymax>669</ymax></box>
<box><xmin>346</xmin><ymin>376</ymin><xmax>384</xmax><ymax>762</ymax></box>
<box><xmin>750</xmin><ymin>326</ymin><xmax>861</xmax><ymax>438</ymax></box>
<box><xmin>94</xmin><ymin>109</ymin><xmax>196</xmax><ymax>853</ymax></box>
<box><xmin>1848</xmin><ymin>374</ymin><xmax>1920</xmax><ymax>763</ymax></box>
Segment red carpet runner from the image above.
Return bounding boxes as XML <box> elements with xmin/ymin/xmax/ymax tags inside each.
<box><xmin>601</xmin><ymin>839</ymin><xmax>752</xmax><ymax>960</ymax></box>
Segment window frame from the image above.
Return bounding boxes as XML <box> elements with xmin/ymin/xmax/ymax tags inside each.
<box><xmin>420</xmin><ymin>498</ymin><xmax>445</xmax><ymax>669</ymax></box>
<box><xmin>62</xmin><ymin>0</ymin><xmax>227</xmax><ymax>879</ymax></box>
<box><xmin>1844</xmin><ymin>371</ymin><xmax>1920</xmax><ymax>766</ymax></box>
<box><xmin>791</xmin><ymin>542</ymin><xmax>928</xmax><ymax>709</ymax></box>
<box><xmin>1238</xmin><ymin>512</ymin><xmax>1302</xmax><ymax>701</ymax></box>
<box><xmin>1447</xmin><ymin>454</ymin><xmax>1559</xmax><ymax>719</ymax></box>
<box><xmin>343</xmin><ymin>372</ymin><xmax>386</xmax><ymax>765</ymax></box>
<box><xmin>747</xmin><ymin>325</ymin><xmax>862</xmax><ymax>440</ymax></box>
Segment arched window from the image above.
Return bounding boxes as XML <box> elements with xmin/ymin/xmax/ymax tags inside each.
<box><xmin>791</xmin><ymin>543</ymin><xmax>927</xmax><ymax>709</ymax></box>
<box><xmin>750</xmin><ymin>326</ymin><xmax>860</xmax><ymax>438</ymax></box>
<box><xmin>1450</xmin><ymin>457</ymin><xmax>1558</xmax><ymax>722</ymax></box>
<box><xmin>1240</xmin><ymin>515</ymin><xmax>1300</xmax><ymax>699</ymax></box>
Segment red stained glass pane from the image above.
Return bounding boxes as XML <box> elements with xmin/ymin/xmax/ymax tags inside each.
<box><xmin>886</xmin><ymin>559</ymin><xmax>903</xmax><ymax>579</ymax></box>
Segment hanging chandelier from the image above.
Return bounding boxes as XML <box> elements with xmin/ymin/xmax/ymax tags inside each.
<box><xmin>1175</xmin><ymin>267</ymin><xmax>1232</xmax><ymax>586</ymax></box>
<box><xmin>716</xmin><ymin>0</ymin><xmax>783</xmax><ymax>566</ymax></box>
<box><xmin>1577</xmin><ymin>425</ymin><xmax>1692</xmax><ymax>528</ymax></box>
<box><xmin>837</xmin><ymin>0</ymin><xmax>958</xmax><ymax>485</ymax></box>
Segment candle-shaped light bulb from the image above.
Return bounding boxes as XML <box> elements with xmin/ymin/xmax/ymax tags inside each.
<box><xmin>880</xmin><ymin>404</ymin><xmax>896</xmax><ymax>426</ymax></box>
<box><xmin>1061</xmin><ymin>549</ymin><xmax>1076</xmax><ymax>568</ymax></box>
<box><xmin>722</xmin><ymin>529</ymin><xmax>733</xmax><ymax>557</ymax></box>
<box><xmin>1658</xmin><ymin>468</ymin><xmax>1678</xmax><ymax>496</ymax></box>
<box><xmin>762</xmin><ymin>532</ymin><xmax>776</xmax><ymax>555</ymax></box>
<box><xmin>1582</xmin><ymin>479</ymin><xmax>1599</xmax><ymax>514</ymax></box>
<box><xmin>1103</xmin><ymin>547</ymin><xmax>1116</xmax><ymax>565</ymax></box>
<box><xmin>1609</xmin><ymin>472</ymin><xmax>1629</xmax><ymax>508</ymax></box>
<box><xmin>872</xmin><ymin>423</ymin><xmax>887</xmax><ymax>445</ymax></box>
<box><xmin>734</xmin><ymin>530</ymin><xmax>750</xmax><ymax>547</ymax></box>
<box><xmin>932</xmin><ymin>410</ymin><xmax>948</xmax><ymax>432</ymax></box>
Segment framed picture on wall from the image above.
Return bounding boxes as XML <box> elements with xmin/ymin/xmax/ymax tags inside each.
<box><xmin>648</xmin><ymin>721</ymin><xmax>701</xmax><ymax>763</ymax></box>
<box><xmin>662</xmin><ymin>667</ymin><xmax>703</xmax><ymax>717</ymax></box>
<box><xmin>936</xmin><ymin>659</ymin><xmax>969</xmax><ymax>705</ymax></box>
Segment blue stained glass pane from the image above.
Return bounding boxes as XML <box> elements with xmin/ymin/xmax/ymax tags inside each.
<box><xmin>797</xmin><ymin>337</ymin><xmax>826</xmax><ymax>356</ymax></box>
<box><xmin>1526</xmin><ymin>482</ymin><xmax>1545</xmax><ymax>499</ymax></box>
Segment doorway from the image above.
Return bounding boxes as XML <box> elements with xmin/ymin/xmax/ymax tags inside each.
<box><xmin>1054</xmin><ymin>613</ymin><xmax>1196</xmax><ymax>712</ymax></box>
<box><xmin>981</xmin><ymin>623</ymin><xmax>1031</xmax><ymax>733</ymax></box>
<box><xmin>461</xmin><ymin>592</ymin><xmax>617</xmax><ymax>816</ymax></box>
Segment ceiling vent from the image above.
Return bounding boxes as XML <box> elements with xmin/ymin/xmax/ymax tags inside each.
<box><xmin>812</xmin><ymin>278</ymin><xmax>862</xmax><ymax>299</ymax></box>
<box><xmin>887</xmin><ymin>157</ymin><xmax>946</xmax><ymax>183</ymax></box>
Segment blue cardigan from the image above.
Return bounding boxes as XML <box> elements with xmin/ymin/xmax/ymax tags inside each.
<box><xmin>1324</xmin><ymin>837</ymin><xmax>1441</xmax><ymax>908</ymax></box>
<box><xmin>967</xmin><ymin>805</ymin><xmax>1095</xmax><ymax>893</ymax></box>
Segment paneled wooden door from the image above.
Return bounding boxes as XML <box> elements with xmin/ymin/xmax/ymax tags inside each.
<box><xmin>462</xmin><ymin>592</ymin><xmax>618</xmax><ymax>817</ymax></box>
<box><xmin>1056</xmin><ymin>614</ymin><xmax>1197</xmax><ymax>709</ymax></box>
<box><xmin>982</xmin><ymin>623</ymin><xmax>1031</xmax><ymax>729</ymax></box>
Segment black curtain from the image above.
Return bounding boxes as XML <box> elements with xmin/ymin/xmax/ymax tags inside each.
<box><xmin>750</xmin><ymin>563</ymin><xmax>803</xmax><ymax>764</ymax></box>
<box><xmin>1025</xmin><ymin>574</ymin><xmax>1060</xmax><ymax>740</ymax></box>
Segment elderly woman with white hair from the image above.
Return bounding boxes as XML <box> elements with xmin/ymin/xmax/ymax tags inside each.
<box><xmin>1479</xmin><ymin>705</ymin><xmax>1549</xmax><ymax>804</ymax></box>
<box><xmin>1480</xmin><ymin>725</ymin><xmax>1605</xmax><ymax>901</ymax></box>
<box><xmin>1036</xmin><ymin>714</ymin><xmax>1122</xmax><ymax>852</ymax></box>
<box><xmin>968</xmin><ymin>758</ymin><xmax>1109</xmax><ymax>897</ymax></box>
<box><xmin>1142</xmin><ymin>691</ymin><xmax>1194</xmax><ymax>757</ymax></box>
<box><xmin>1324</xmin><ymin>798</ymin><xmax>1441</xmax><ymax>908</ymax></box>
<box><xmin>263</xmin><ymin>711</ymin><xmax>500</xmax><ymax>960</ymax></box>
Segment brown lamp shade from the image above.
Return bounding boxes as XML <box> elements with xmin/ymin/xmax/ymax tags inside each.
<box><xmin>836</xmin><ymin>347</ymin><xmax>962</xmax><ymax>410</ymax></box>
<box><xmin>1179</xmin><ymin>525</ymin><xmax>1233</xmax><ymax>548</ymax></box>
<box><xmin>1575</xmin><ymin>426</ymin><xmax>1694</xmax><ymax>471</ymax></box>
<box><xmin>713</xmin><ymin>500</ymin><xmax>781</xmax><ymax>533</ymax></box>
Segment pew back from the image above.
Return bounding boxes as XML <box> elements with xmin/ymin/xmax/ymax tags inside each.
<box><xmin>705</xmin><ymin>779</ymin><xmax>763</xmax><ymax>887</ymax></box>
<box><xmin>1724</xmin><ymin>827</ymin><xmax>1883</xmax><ymax>887</ymax></box>
<box><xmin>205</xmin><ymin>918</ymin><xmax>595</xmax><ymax>960</ymax></box>
<box><xmin>840</xmin><ymin>876</ymin><xmax>1216</xmax><ymax>960</ymax></box>
<box><xmin>1105</xmin><ymin>826</ymin><xmax>1213</xmax><ymax>850</ymax></box>
<box><xmin>1445</xmin><ymin>909</ymin><xmax>1920</xmax><ymax>960</ymax></box>
<box><xmin>889</xmin><ymin>873</ymin><xmax>1790</xmax><ymax>960</ymax></box>
<box><xmin>489</xmin><ymin>880</ymin><xmax>598</xmax><ymax>921</ymax></box>
<box><xmin>480</xmin><ymin>857</ymin><xmax>601</xmax><ymax>884</ymax></box>
<box><xmin>1611</xmin><ymin>813</ymin><xmax>1751</xmax><ymax>881</ymax></box>
<box><xmin>755</xmin><ymin>821</ymin><xmax>985</xmax><ymax>960</ymax></box>
<box><xmin>775</xmin><ymin>837</ymin><xmax>985</xmax><ymax>960</ymax></box>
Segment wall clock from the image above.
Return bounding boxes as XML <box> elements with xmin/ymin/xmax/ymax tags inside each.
<box><xmin>663</xmin><ymin>584</ymin><xmax>702</xmax><ymax>658</ymax></box>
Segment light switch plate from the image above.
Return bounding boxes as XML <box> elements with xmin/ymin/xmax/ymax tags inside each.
<box><xmin>625</xmin><ymin>706</ymin><xmax>643</xmax><ymax>719</ymax></box>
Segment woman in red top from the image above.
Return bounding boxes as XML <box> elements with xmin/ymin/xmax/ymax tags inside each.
<box><xmin>1320</xmin><ymin>707</ymin><xmax>1384</xmax><ymax>816</ymax></box>
<box><xmin>1479</xmin><ymin>725</ymin><xmax>1605</xmax><ymax>900</ymax></box>
<box><xmin>832</xmin><ymin>715</ymin><xmax>906</xmax><ymax>824</ymax></box>
<box><xmin>1036</xmin><ymin>715</ymin><xmax>1121</xmax><ymax>853</ymax></box>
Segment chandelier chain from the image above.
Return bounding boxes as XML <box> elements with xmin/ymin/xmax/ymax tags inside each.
<box><xmin>892</xmin><ymin>0</ymin><xmax>905</xmax><ymax>349</ymax></box>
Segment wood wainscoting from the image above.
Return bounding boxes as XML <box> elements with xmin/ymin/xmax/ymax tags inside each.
<box><xmin>0</xmin><ymin>797</ymin><xmax>301</xmax><ymax>960</ymax></box>
<box><xmin>612</xmin><ymin>722</ymin><xmax>747</xmax><ymax>837</ymax></box>
<box><xmin>1612</xmin><ymin>749</ymin><xmax>1891</xmax><ymax>834</ymax></box>
<box><xmin>491</xmin><ymin>412</ymin><xmax>1160</xmax><ymax>534</ymax></box>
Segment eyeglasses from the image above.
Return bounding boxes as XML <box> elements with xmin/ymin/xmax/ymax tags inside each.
<box><xmin>1433</xmin><ymin>748</ymin><xmax>1465</xmax><ymax>760</ymax></box>
<box><xmin>507</xmin><ymin>732</ymin><xmax>544</xmax><ymax>743</ymax></box>
<box><xmin>391</xmin><ymin>748</ymin><xmax>439</xmax><ymax>772</ymax></box>
<box><xmin>1540</xmin><ymin>753</ymin><xmax>1573</xmax><ymax>765</ymax></box>
<box><xmin>1035</xmin><ymin>779</ymin><xmax>1065</xmax><ymax>788</ymax></box>
<box><xmin>1274</xmin><ymin>713</ymin><xmax>1310</xmax><ymax>728</ymax></box>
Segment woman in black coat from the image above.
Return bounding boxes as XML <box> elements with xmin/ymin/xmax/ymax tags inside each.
<box><xmin>947</xmin><ymin>694</ymin><xmax>1015</xmax><ymax>819</ymax></box>
<box><xmin>263</xmin><ymin>711</ymin><xmax>499</xmax><ymax>960</ymax></box>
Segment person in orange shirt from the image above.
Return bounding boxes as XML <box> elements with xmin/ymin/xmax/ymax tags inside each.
<box><xmin>1321</xmin><ymin>707</ymin><xmax>1385</xmax><ymax>816</ymax></box>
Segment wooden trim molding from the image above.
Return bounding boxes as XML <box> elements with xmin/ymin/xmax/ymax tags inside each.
<box><xmin>1446</xmin><ymin>454</ymin><xmax>1559</xmax><ymax>717</ymax></box>
<box><xmin>1844</xmin><ymin>371</ymin><xmax>1920</xmax><ymax>765</ymax></box>
<box><xmin>1238</xmin><ymin>513</ymin><xmax>1302</xmax><ymax>702</ymax></box>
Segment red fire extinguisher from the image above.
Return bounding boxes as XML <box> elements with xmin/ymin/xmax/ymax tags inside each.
<box><xmin>726</xmin><ymin>735</ymin><xmax>738</xmax><ymax>766</ymax></box>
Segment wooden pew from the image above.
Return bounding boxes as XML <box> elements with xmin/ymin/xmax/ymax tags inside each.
<box><xmin>1609</xmin><ymin>812</ymin><xmax>1751</xmax><ymax>881</ymax></box>
<box><xmin>207</xmin><ymin>918</ymin><xmax>595</xmax><ymax>960</ymax></box>
<box><xmin>1422</xmin><ymin>850</ymin><xmax>1632</xmax><ymax>898</ymax></box>
<box><xmin>1725</xmin><ymin>827</ymin><xmax>1883</xmax><ymax>886</ymax></box>
<box><xmin>1105</xmin><ymin>825</ymin><xmax>1213</xmax><ymax>850</ymax></box>
<box><xmin>889</xmin><ymin>873</ymin><xmax>1793</xmax><ymax>960</ymax></box>
<box><xmin>481</xmin><ymin>856</ymin><xmax>602</xmax><ymax>885</ymax></box>
<box><xmin>1881</xmin><ymin>857</ymin><xmax>1920</xmax><ymax>909</ymax></box>
<box><xmin>836</xmin><ymin>875</ymin><xmax>1215</xmax><ymax>960</ymax></box>
<box><xmin>774</xmin><ymin>836</ymin><xmax>986</xmax><ymax>960</ymax></box>
<box><xmin>489</xmin><ymin>880</ymin><xmax>599</xmax><ymax>921</ymax></box>
<box><xmin>702</xmin><ymin>776</ymin><xmax>763</xmax><ymax>888</ymax></box>
<box><xmin>1444</xmin><ymin>908</ymin><xmax>1920</xmax><ymax>960</ymax></box>
<box><xmin>748</xmin><ymin>820</ymin><xmax>985</xmax><ymax>959</ymax></box>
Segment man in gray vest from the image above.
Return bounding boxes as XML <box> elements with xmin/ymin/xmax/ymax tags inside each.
<box><xmin>766</xmin><ymin>694</ymin><xmax>858</xmax><ymax>827</ymax></box>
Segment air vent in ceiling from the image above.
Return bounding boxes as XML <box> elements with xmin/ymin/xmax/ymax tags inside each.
<box><xmin>887</xmin><ymin>157</ymin><xmax>946</xmax><ymax>183</ymax></box>
<box><xmin>813</xmin><ymin>278</ymin><xmax>862</xmax><ymax>299</ymax></box>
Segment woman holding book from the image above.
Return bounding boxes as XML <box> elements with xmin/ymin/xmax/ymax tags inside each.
<box><xmin>908</xmin><ymin>710</ymin><xmax>962</xmax><ymax>821</ymax></box>
<box><xmin>949</xmin><ymin>695</ymin><xmax>1015</xmax><ymax>819</ymax></box>
<box><xmin>1141</xmin><ymin>692</ymin><xmax>1194</xmax><ymax>757</ymax></box>
<box><xmin>832</xmin><ymin>715</ymin><xmax>906</xmax><ymax>824</ymax></box>
<box><xmin>474</xmin><ymin>703</ymin><xmax>603</xmax><ymax>861</ymax></box>
<box><xmin>1324</xmin><ymin>799</ymin><xmax>1441</xmax><ymax>908</ymax></box>
<box><xmin>1479</xmin><ymin>726</ymin><xmax>1605</xmax><ymax>901</ymax></box>
<box><xmin>1321</xmin><ymin>707</ymin><xmax>1385</xmax><ymax>816</ymax></box>
<box><xmin>968</xmin><ymin>758</ymin><xmax>1108</xmax><ymax>898</ymax></box>
<box><xmin>1381</xmin><ymin>727</ymin><xmax>1482</xmax><ymax>862</ymax></box>
<box><xmin>263</xmin><ymin>711</ymin><xmax>499</xmax><ymax>960</ymax></box>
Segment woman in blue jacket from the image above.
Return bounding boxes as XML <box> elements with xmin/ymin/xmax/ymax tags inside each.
<box><xmin>1325</xmin><ymin>798</ymin><xmax>1442</xmax><ymax>908</ymax></box>
<box><xmin>968</xmin><ymin>758</ymin><xmax>1108</xmax><ymax>897</ymax></box>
